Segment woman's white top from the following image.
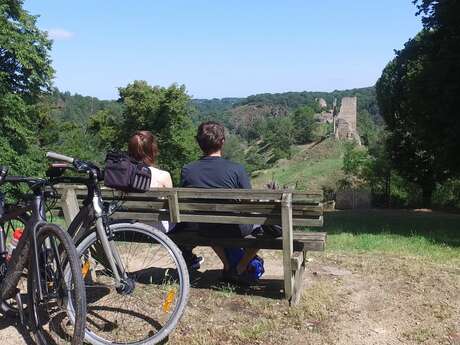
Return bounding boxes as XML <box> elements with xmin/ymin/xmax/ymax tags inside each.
<box><xmin>149</xmin><ymin>167</ymin><xmax>173</xmax><ymax>233</ymax></box>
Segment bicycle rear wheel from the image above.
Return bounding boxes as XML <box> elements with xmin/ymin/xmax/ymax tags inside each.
<box><xmin>71</xmin><ymin>222</ymin><xmax>189</xmax><ymax>345</ymax></box>
<box><xmin>28</xmin><ymin>223</ymin><xmax>86</xmax><ymax>345</ymax></box>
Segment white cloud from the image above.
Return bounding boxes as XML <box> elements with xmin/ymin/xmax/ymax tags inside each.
<box><xmin>47</xmin><ymin>28</ymin><xmax>74</xmax><ymax>40</ymax></box>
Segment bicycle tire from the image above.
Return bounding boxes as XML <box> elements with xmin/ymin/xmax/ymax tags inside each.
<box><xmin>27</xmin><ymin>223</ymin><xmax>86</xmax><ymax>345</ymax></box>
<box><xmin>70</xmin><ymin>222</ymin><xmax>189</xmax><ymax>345</ymax></box>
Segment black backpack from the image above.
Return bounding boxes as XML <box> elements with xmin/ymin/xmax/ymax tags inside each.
<box><xmin>104</xmin><ymin>152</ymin><xmax>151</xmax><ymax>193</ymax></box>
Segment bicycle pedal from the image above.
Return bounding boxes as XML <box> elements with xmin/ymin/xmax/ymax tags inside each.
<box><xmin>15</xmin><ymin>292</ymin><xmax>25</xmax><ymax>326</ymax></box>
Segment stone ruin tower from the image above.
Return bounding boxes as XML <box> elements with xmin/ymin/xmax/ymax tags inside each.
<box><xmin>334</xmin><ymin>96</ymin><xmax>361</xmax><ymax>145</ymax></box>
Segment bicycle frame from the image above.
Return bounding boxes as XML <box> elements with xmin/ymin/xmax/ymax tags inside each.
<box><xmin>56</xmin><ymin>176</ymin><xmax>128</xmax><ymax>288</ymax></box>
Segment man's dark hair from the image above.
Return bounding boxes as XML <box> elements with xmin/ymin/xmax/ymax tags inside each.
<box><xmin>196</xmin><ymin>121</ymin><xmax>225</xmax><ymax>155</ymax></box>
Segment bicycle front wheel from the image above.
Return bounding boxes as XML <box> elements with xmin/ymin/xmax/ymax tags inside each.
<box><xmin>72</xmin><ymin>222</ymin><xmax>189</xmax><ymax>345</ymax></box>
<box><xmin>28</xmin><ymin>223</ymin><xmax>87</xmax><ymax>345</ymax></box>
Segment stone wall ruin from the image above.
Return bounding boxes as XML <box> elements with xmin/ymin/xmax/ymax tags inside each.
<box><xmin>334</xmin><ymin>96</ymin><xmax>361</xmax><ymax>144</ymax></box>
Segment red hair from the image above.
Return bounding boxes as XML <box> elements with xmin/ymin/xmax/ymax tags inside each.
<box><xmin>128</xmin><ymin>130</ymin><xmax>159</xmax><ymax>166</ymax></box>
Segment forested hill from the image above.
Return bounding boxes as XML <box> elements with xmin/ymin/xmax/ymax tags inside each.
<box><xmin>47</xmin><ymin>90</ymin><xmax>123</xmax><ymax>124</ymax></box>
<box><xmin>192</xmin><ymin>86</ymin><xmax>378</xmax><ymax>124</ymax></box>
<box><xmin>50</xmin><ymin>86</ymin><xmax>379</xmax><ymax>127</ymax></box>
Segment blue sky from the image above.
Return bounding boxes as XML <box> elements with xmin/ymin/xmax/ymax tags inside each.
<box><xmin>25</xmin><ymin>1</ymin><xmax>422</xmax><ymax>100</ymax></box>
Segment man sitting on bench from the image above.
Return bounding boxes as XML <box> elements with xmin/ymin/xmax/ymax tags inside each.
<box><xmin>174</xmin><ymin>121</ymin><xmax>261</xmax><ymax>282</ymax></box>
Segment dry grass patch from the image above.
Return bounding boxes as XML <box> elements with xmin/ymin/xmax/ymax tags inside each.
<box><xmin>170</xmin><ymin>248</ymin><xmax>458</xmax><ymax>345</ymax></box>
<box><xmin>287</xmin><ymin>279</ymin><xmax>339</xmax><ymax>329</ymax></box>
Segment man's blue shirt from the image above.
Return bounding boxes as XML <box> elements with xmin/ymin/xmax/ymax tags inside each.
<box><xmin>179</xmin><ymin>156</ymin><xmax>253</xmax><ymax>237</ymax></box>
<box><xmin>180</xmin><ymin>156</ymin><xmax>251</xmax><ymax>189</ymax></box>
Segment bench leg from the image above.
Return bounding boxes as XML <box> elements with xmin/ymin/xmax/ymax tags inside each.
<box><xmin>289</xmin><ymin>250</ymin><xmax>308</xmax><ymax>305</ymax></box>
<box><xmin>290</xmin><ymin>265</ymin><xmax>305</xmax><ymax>306</ymax></box>
<box><xmin>282</xmin><ymin>193</ymin><xmax>294</xmax><ymax>302</ymax></box>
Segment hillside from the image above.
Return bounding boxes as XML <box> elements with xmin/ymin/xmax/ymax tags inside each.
<box><xmin>48</xmin><ymin>86</ymin><xmax>379</xmax><ymax>129</ymax></box>
<box><xmin>251</xmin><ymin>137</ymin><xmax>346</xmax><ymax>192</ymax></box>
<box><xmin>192</xmin><ymin>86</ymin><xmax>380</xmax><ymax>131</ymax></box>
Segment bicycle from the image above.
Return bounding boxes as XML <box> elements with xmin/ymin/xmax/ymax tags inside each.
<box><xmin>46</xmin><ymin>152</ymin><xmax>190</xmax><ymax>345</ymax></box>
<box><xmin>0</xmin><ymin>165</ymin><xmax>86</xmax><ymax>345</ymax></box>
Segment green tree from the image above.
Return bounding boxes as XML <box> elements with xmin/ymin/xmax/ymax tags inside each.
<box><xmin>50</xmin><ymin>123</ymin><xmax>104</xmax><ymax>162</ymax></box>
<box><xmin>88</xmin><ymin>108</ymin><xmax>123</xmax><ymax>150</ymax></box>
<box><xmin>340</xmin><ymin>142</ymin><xmax>372</xmax><ymax>189</ymax></box>
<box><xmin>244</xmin><ymin>145</ymin><xmax>269</xmax><ymax>173</ymax></box>
<box><xmin>291</xmin><ymin>106</ymin><xmax>316</xmax><ymax>144</ymax></box>
<box><xmin>376</xmin><ymin>0</ymin><xmax>460</xmax><ymax>206</ymax></box>
<box><xmin>222</xmin><ymin>134</ymin><xmax>246</xmax><ymax>166</ymax></box>
<box><xmin>0</xmin><ymin>0</ymin><xmax>53</xmax><ymax>99</ymax></box>
<box><xmin>0</xmin><ymin>1</ymin><xmax>54</xmax><ymax>176</ymax></box>
<box><xmin>377</xmin><ymin>33</ymin><xmax>443</xmax><ymax>206</ymax></box>
<box><xmin>357</xmin><ymin>109</ymin><xmax>379</xmax><ymax>146</ymax></box>
<box><xmin>260</xmin><ymin>116</ymin><xmax>295</xmax><ymax>161</ymax></box>
<box><xmin>0</xmin><ymin>94</ymin><xmax>44</xmax><ymax>176</ymax></box>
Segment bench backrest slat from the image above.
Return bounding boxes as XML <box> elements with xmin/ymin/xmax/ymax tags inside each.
<box><xmin>111</xmin><ymin>200</ymin><xmax>323</xmax><ymax>213</ymax></box>
<box><xmin>110</xmin><ymin>211</ymin><xmax>323</xmax><ymax>227</ymax></box>
<box><xmin>73</xmin><ymin>198</ymin><xmax>322</xmax><ymax>216</ymax></box>
<box><xmin>55</xmin><ymin>184</ymin><xmax>324</xmax><ymax>227</ymax></box>
<box><xmin>67</xmin><ymin>185</ymin><xmax>322</xmax><ymax>202</ymax></box>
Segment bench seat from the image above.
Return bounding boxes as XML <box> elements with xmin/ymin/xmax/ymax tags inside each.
<box><xmin>168</xmin><ymin>231</ymin><xmax>327</xmax><ymax>251</ymax></box>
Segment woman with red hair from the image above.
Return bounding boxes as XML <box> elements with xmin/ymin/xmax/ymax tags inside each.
<box><xmin>128</xmin><ymin>130</ymin><xmax>172</xmax><ymax>234</ymax></box>
<box><xmin>128</xmin><ymin>130</ymin><xmax>172</xmax><ymax>188</ymax></box>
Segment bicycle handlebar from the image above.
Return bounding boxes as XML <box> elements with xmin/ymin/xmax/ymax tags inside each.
<box><xmin>46</xmin><ymin>151</ymin><xmax>74</xmax><ymax>164</ymax></box>
<box><xmin>46</xmin><ymin>152</ymin><xmax>103</xmax><ymax>181</ymax></box>
<box><xmin>0</xmin><ymin>163</ymin><xmax>49</xmax><ymax>190</ymax></box>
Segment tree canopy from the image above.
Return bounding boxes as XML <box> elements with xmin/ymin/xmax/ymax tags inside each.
<box><xmin>0</xmin><ymin>0</ymin><xmax>54</xmax><ymax>176</ymax></box>
<box><xmin>0</xmin><ymin>0</ymin><xmax>53</xmax><ymax>100</ymax></box>
<box><xmin>376</xmin><ymin>0</ymin><xmax>460</xmax><ymax>205</ymax></box>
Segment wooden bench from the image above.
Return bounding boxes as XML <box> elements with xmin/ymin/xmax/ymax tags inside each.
<box><xmin>56</xmin><ymin>185</ymin><xmax>326</xmax><ymax>305</ymax></box>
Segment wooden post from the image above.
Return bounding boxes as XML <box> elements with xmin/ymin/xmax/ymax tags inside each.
<box><xmin>281</xmin><ymin>192</ymin><xmax>294</xmax><ymax>302</ymax></box>
<box><xmin>167</xmin><ymin>191</ymin><xmax>181</xmax><ymax>223</ymax></box>
<box><xmin>61</xmin><ymin>187</ymin><xmax>79</xmax><ymax>226</ymax></box>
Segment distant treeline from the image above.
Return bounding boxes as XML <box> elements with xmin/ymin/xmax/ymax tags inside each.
<box><xmin>192</xmin><ymin>86</ymin><xmax>380</xmax><ymax>126</ymax></box>
<box><xmin>50</xmin><ymin>86</ymin><xmax>380</xmax><ymax>129</ymax></box>
<box><xmin>48</xmin><ymin>90</ymin><xmax>123</xmax><ymax>124</ymax></box>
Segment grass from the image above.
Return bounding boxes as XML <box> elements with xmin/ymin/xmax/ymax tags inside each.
<box><xmin>252</xmin><ymin>138</ymin><xmax>345</xmax><ymax>190</ymax></box>
<box><xmin>214</xmin><ymin>283</ymin><xmax>236</xmax><ymax>297</ymax></box>
<box><xmin>287</xmin><ymin>280</ymin><xmax>337</xmax><ymax>326</ymax></box>
<box><xmin>306</xmin><ymin>209</ymin><xmax>460</xmax><ymax>263</ymax></box>
<box><xmin>238</xmin><ymin>319</ymin><xmax>276</xmax><ymax>342</ymax></box>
